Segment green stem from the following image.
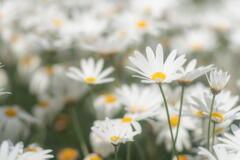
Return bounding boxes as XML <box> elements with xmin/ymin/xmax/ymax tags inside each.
<box><xmin>135</xmin><ymin>141</ymin><xmax>145</xmax><ymax>160</ymax></box>
<box><xmin>207</xmin><ymin>94</ymin><xmax>216</xmax><ymax>150</ymax></box>
<box><xmin>212</xmin><ymin>123</ymin><xmax>216</xmax><ymax>152</ymax></box>
<box><xmin>158</xmin><ymin>84</ymin><xmax>178</xmax><ymax>159</ymax></box>
<box><xmin>127</xmin><ymin>142</ymin><xmax>131</xmax><ymax>160</ymax></box>
<box><xmin>71</xmin><ymin>108</ymin><xmax>89</xmax><ymax>156</ymax></box>
<box><xmin>174</xmin><ymin>85</ymin><xmax>185</xmax><ymax>149</ymax></box>
<box><xmin>114</xmin><ymin>145</ymin><xmax>119</xmax><ymax>160</ymax></box>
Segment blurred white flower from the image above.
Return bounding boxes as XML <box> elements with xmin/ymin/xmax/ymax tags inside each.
<box><xmin>116</xmin><ymin>84</ymin><xmax>161</xmax><ymax>120</ymax></box>
<box><xmin>0</xmin><ymin>140</ymin><xmax>23</xmax><ymax>160</ymax></box>
<box><xmin>127</xmin><ymin>44</ymin><xmax>186</xmax><ymax>83</ymax></box>
<box><xmin>91</xmin><ymin>118</ymin><xmax>141</xmax><ymax>146</ymax></box>
<box><xmin>0</xmin><ymin>105</ymin><xmax>36</xmax><ymax>142</ymax></box>
<box><xmin>66</xmin><ymin>58</ymin><xmax>114</xmax><ymax>84</ymax></box>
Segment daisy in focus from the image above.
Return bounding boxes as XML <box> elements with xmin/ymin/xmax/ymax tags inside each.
<box><xmin>206</xmin><ymin>69</ymin><xmax>230</xmax><ymax>94</ymax></box>
<box><xmin>66</xmin><ymin>58</ymin><xmax>114</xmax><ymax>84</ymax></box>
<box><xmin>127</xmin><ymin>44</ymin><xmax>186</xmax><ymax>83</ymax></box>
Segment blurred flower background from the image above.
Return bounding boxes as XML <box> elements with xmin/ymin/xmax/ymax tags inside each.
<box><xmin>1</xmin><ymin>0</ymin><xmax>240</xmax><ymax>159</ymax></box>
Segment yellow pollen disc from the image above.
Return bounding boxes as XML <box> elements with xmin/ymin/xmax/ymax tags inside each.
<box><xmin>211</xmin><ymin>112</ymin><xmax>224</xmax><ymax>122</ymax></box>
<box><xmin>85</xmin><ymin>77</ymin><xmax>96</xmax><ymax>83</ymax></box>
<box><xmin>136</xmin><ymin>20</ymin><xmax>148</xmax><ymax>29</ymax></box>
<box><xmin>215</xmin><ymin>25</ymin><xmax>226</xmax><ymax>31</ymax></box>
<box><xmin>144</xmin><ymin>6</ymin><xmax>152</xmax><ymax>13</ymax></box>
<box><xmin>38</xmin><ymin>101</ymin><xmax>49</xmax><ymax>108</ymax></box>
<box><xmin>190</xmin><ymin>43</ymin><xmax>203</xmax><ymax>51</ymax></box>
<box><xmin>215</xmin><ymin>127</ymin><xmax>224</xmax><ymax>135</ymax></box>
<box><xmin>151</xmin><ymin>72</ymin><xmax>166</xmax><ymax>82</ymax></box>
<box><xmin>58</xmin><ymin>148</ymin><xmax>79</xmax><ymax>160</ymax></box>
<box><xmin>104</xmin><ymin>95</ymin><xmax>117</xmax><ymax>103</ymax></box>
<box><xmin>170</xmin><ymin>116</ymin><xmax>179</xmax><ymax>127</ymax></box>
<box><xmin>26</xmin><ymin>148</ymin><xmax>38</xmax><ymax>152</ymax></box>
<box><xmin>195</xmin><ymin>110</ymin><xmax>205</xmax><ymax>117</ymax></box>
<box><xmin>44</xmin><ymin>66</ymin><xmax>54</xmax><ymax>75</ymax></box>
<box><xmin>5</xmin><ymin>108</ymin><xmax>18</xmax><ymax>118</ymax></box>
<box><xmin>52</xmin><ymin>18</ymin><xmax>64</xmax><ymax>27</ymax></box>
<box><xmin>21</xmin><ymin>57</ymin><xmax>33</xmax><ymax>66</ymax></box>
<box><xmin>110</xmin><ymin>136</ymin><xmax>120</xmax><ymax>142</ymax></box>
<box><xmin>130</xmin><ymin>106</ymin><xmax>145</xmax><ymax>113</ymax></box>
<box><xmin>90</xmin><ymin>156</ymin><xmax>102</xmax><ymax>160</ymax></box>
<box><xmin>121</xmin><ymin>117</ymin><xmax>133</xmax><ymax>123</ymax></box>
<box><xmin>178</xmin><ymin>155</ymin><xmax>188</xmax><ymax>160</ymax></box>
<box><xmin>119</xmin><ymin>31</ymin><xmax>127</xmax><ymax>37</ymax></box>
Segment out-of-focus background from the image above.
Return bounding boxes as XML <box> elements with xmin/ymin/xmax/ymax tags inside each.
<box><xmin>0</xmin><ymin>0</ymin><xmax>240</xmax><ymax>159</ymax></box>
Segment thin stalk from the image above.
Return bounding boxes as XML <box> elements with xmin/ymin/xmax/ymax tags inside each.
<box><xmin>127</xmin><ymin>142</ymin><xmax>131</xmax><ymax>160</ymax></box>
<box><xmin>212</xmin><ymin>123</ymin><xmax>216</xmax><ymax>152</ymax></box>
<box><xmin>174</xmin><ymin>85</ymin><xmax>185</xmax><ymax>148</ymax></box>
<box><xmin>114</xmin><ymin>145</ymin><xmax>119</xmax><ymax>160</ymax></box>
<box><xmin>158</xmin><ymin>84</ymin><xmax>178</xmax><ymax>159</ymax></box>
<box><xmin>207</xmin><ymin>94</ymin><xmax>216</xmax><ymax>150</ymax></box>
<box><xmin>135</xmin><ymin>141</ymin><xmax>145</xmax><ymax>160</ymax></box>
<box><xmin>71</xmin><ymin>108</ymin><xmax>89</xmax><ymax>156</ymax></box>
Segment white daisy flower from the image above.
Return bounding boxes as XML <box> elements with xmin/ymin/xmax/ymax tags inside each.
<box><xmin>116</xmin><ymin>84</ymin><xmax>161</xmax><ymax>120</ymax></box>
<box><xmin>66</xmin><ymin>58</ymin><xmax>114</xmax><ymax>84</ymax></box>
<box><xmin>18</xmin><ymin>149</ymin><xmax>53</xmax><ymax>160</ymax></box>
<box><xmin>178</xmin><ymin>59</ymin><xmax>214</xmax><ymax>84</ymax></box>
<box><xmin>0</xmin><ymin>105</ymin><xmax>36</xmax><ymax>142</ymax></box>
<box><xmin>189</xmin><ymin>91</ymin><xmax>240</xmax><ymax>123</ymax></box>
<box><xmin>0</xmin><ymin>140</ymin><xmax>23</xmax><ymax>160</ymax></box>
<box><xmin>198</xmin><ymin>145</ymin><xmax>240</xmax><ymax>160</ymax></box>
<box><xmin>84</xmin><ymin>153</ymin><xmax>103</xmax><ymax>160</ymax></box>
<box><xmin>90</xmin><ymin>132</ymin><xmax>114</xmax><ymax>157</ymax></box>
<box><xmin>218</xmin><ymin>124</ymin><xmax>240</xmax><ymax>153</ymax></box>
<box><xmin>93</xmin><ymin>92</ymin><xmax>121</xmax><ymax>119</ymax></box>
<box><xmin>206</xmin><ymin>69</ymin><xmax>230</xmax><ymax>94</ymax></box>
<box><xmin>91</xmin><ymin>118</ymin><xmax>141</xmax><ymax>146</ymax></box>
<box><xmin>127</xmin><ymin>44</ymin><xmax>186</xmax><ymax>83</ymax></box>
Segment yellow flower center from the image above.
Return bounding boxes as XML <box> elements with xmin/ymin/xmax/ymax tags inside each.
<box><xmin>21</xmin><ymin>56</ymin><xmax>33</xmax><ymax>66</ymax></box>
<box><xmin>26</xmin><ymin>148</ymin><xmax>38</xmax><ymax>152</ymax></box>
<box><xmin>58</xmin><ymin>148</ymin><xmax>79</xmax><ymax>160</ymax></box>
<box><xmin>104</xmin><ymin>95</ymin><xmax>117</xmax><ymax>103</ymax></box>
<box><xmin>38</xmin><ymin>101</ymin><xmax>49</xmax><ymax>108</ymax></box>
<box><xmin>119</xmin><ymin>31</ymin><xmax>127</xmax><ymax>37</ymax></box>
<box><xmin>170</xmin><ymin>116</ymin><xmax>179</xmax><ymax>127</ymax></box>
<box><xmin>215</xmin><ymin>127</ymin><xmax>224</xmax><ymax>135</ymax></box>
<box><xmin>0</xmin><ymin>12</ymin><xmax>4</xmax><ymax>19</ymax></box>
<box><xmin>151</xmin><ymin>72</ymin><xmax>166</xmax><ymax>82</ymax></box>
<box><xmin>136</xmin><ymin>20</ymin><xmax>148</xmax><ymax>29</ymax></box>
<box><xmin>144</xmin><ymin>6</ymin><xmax>152</xmax><ymax>14</ymax></box>
<box><xmin>190</xmin><ymin>43</ymin><xmax>203</xmax><ymax>51</ymax></box>
<box><xmin>178</xmin><ymin>155</ymin><xmax>188</xmax><ymax>160</ymax></box>
<box><xmin>11</xmin><ymin>34</ymin><xmax>21</xmax><ymax>43</ymax></box>
<box><xmin>90</xmin><ymin>156</ymin><xmax>102</xmax><ymax>160</ymax></box>
<box><xmin>130</xmin><ymin>106</ymin><xmax>145</xmax><ymax>113</ymax></box>
<box><xmin>5</xmin><ymin>108</ymin><xmax>18</xmax><ymax>118</ymax></box>
<box><xmin>85</xmin><ymin>77</ymin><xmax>96</xmax><ymax>84</ymax></box>
<box><xmin>110</xmin><ymin>136</ymin><xmax>120</xmax><ymax>142</ymax></box>
<box><xmin>121</xmin><ymin>117</ymin><xmax>133</xmax><ymax>123</ymax></box>
<box><xmin>52</xmin><ymin>18</ymin><xmax>64</xmax><ymax>27</ymax></box>
<box><xmin>195</xmin><ymin>110</ymin><xmax>206</xmax><ymax>117</ymax></box>
<box><xmin>211</xmin><ymin>112</ymin><xmax>224</xmax><ymax>123</ymax></box>
<box><xmin>44</xmin><ymin>66</ymin><xmax>54</xmax><ymax>75</ymax></box>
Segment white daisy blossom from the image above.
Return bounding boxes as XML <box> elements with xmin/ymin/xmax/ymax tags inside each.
<box><xmin>66</xmin><ymin>58</ymin><xmax>114</xmax><ymax>84</ymax></box>
<box><xmin>0</xmin><ymin>140</ymin><xmax>53</xmax><ymax>160</ymax></box>
<box><xmin>116</xmin><ymin>84</ymin><xmax>161</xmax><ymax>120</ymax></box>
<box><xmin>91</xmin><ymin>118</ymin><xmax>141</xmax><ymax>146</ymax></box>
<box><xmin>178</xmin><ymin>59</ymin><xmax>214</xmax><ymax>84</ymax></box>
<box><xmin>0</xmin><ymin>105</ymin><xmax>36</xmax><ymax>142</ymax></box>
<box><xmin>189</xmin><ymin>91</ymin><xmax>240</xmax><ymax>123</ymax></box>
<box><xmin>198</xmin><ymin>145</ymin><xmax>240</xmax><ymax>160</ymax></box>
<box><xmin>0</xmin><ymin>140</ymin><xmax>23</xmax><ymax>160</ymax></box>
<box><xmin>127</xmin><ymin>44</ymin><xmax>186</xmax><ymax>83</ymax></box>
<box><xmin>206</xmin><ymin>69</ymin><xmax>230</xmax><ymax>94</ymax></box>
<box><xmin>218</xmin><ymin>124</ymin><xmax>240</xmax><ymax>153</ymax></box>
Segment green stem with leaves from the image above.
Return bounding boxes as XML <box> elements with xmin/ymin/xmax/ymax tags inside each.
<box><xmin>127</xmin><ymin>142</ymin><xmax>131</xmax><ymax>160</ymax></box>
<box><xmin>207</xmin><ymin>94</ymin><xmax>216</xmax><ymax>150</ymax></box>
<box><xmin>158</xmin><ymin>84</ymin><xmax>178</xmax><ymax>160</ymax></box>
